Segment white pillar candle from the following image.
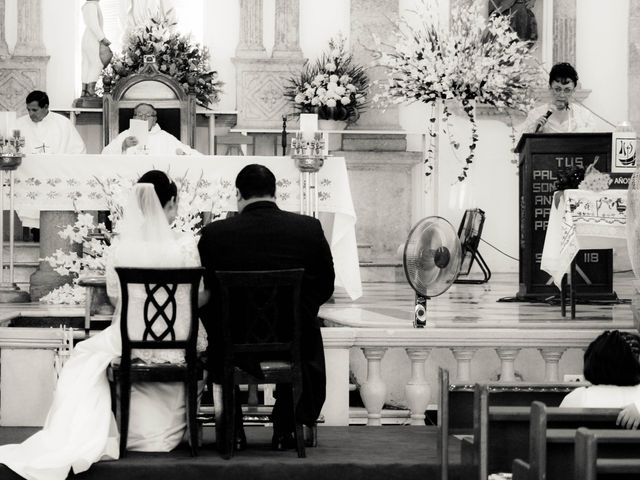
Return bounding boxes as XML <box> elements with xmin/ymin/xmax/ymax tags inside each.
<box><xmin>299</xmin><ymin>113</ymin><xmax>318</xmax><ymax>142</ymax></box>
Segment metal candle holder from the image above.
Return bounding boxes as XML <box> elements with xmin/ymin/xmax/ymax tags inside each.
<box><xmin>291</xmin><ymin>131</ymin><xmax>326</xmax><ymax>218</ymax></box>
<box><xmin>0</xmin><ymin>130</ymin><xmax>30</xmax><ymax>302</ymax></box>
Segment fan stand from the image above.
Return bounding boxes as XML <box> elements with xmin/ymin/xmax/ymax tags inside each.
<box><xmin>454</xmin><ymin>247</ymin><xmax>491</xmax><ymax>284</ymax></box>
<box><xmin>414</xmin><ymin>294</ymin><xmax>428</xmax><ymax>328</ymax></box>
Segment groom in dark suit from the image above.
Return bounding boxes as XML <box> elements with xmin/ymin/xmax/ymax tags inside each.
<box><xmin>198</xmin><ymin>164</ymin><xmax>335</xmax><ymax>449</ymax></box>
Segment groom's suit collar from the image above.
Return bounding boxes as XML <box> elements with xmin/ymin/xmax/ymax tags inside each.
<box><xmin>240</xmin><ymin>200</ymin><xmax>279</xmax><ymax>214</ymax></box>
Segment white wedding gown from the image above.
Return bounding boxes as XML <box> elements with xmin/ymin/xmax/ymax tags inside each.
<box><xmin>0</xmin><ymin>234</ymin><xmax>207</xmax><ymax>480</ymax></box>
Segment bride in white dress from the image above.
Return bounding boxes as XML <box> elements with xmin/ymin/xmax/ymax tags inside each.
<box><xmin>0</xmin><ymin>170</ymin><xmax>208</xmax><ymax>480</ymax></box>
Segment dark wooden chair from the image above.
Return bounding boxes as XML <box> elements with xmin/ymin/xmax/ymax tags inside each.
<box><xmin>575</xmin><ymin>428</ymin><xmax>640</xmax><ymax>480</ymax></box>
<box><xmin>107</xmin><ymin>266</ymin><xmax>203</xmax><ymax>458</ymax></box>
<box><xmin>215</xmin><ymin>268</ymin><xmax>305</xmax><ymax>459</ymax></box>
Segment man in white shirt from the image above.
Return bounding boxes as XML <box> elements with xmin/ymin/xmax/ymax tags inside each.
<box><xmin>16</xmin><ymin>91</ymin><xmax>87</xmax><ymax>155</ymax></box>
<box><xmin>102</xmin><ymin>103</ymin><xmax>200</xmax><ymax>155</ymax></box>
<box><xmin>16</xmin><ymin>91</ymin><xmax>86</xmax><ymax>236</ymax></box>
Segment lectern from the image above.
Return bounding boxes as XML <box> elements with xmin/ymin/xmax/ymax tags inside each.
<box><xmin>516</xmin><ymin>133</ymin><xmax>626</xmax><ymax>300</ymax></box>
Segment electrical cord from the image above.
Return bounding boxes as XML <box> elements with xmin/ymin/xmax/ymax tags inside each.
<box><xmin>479</xmin><ymin>237</ymin><xmax>518</xmax><ymax>261</ymax></box>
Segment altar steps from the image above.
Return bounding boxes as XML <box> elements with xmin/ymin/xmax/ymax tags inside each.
<box><xmin>2</xmin><ymin>242</ymin><xmax>39</xmax><ymax>292</ymax></box>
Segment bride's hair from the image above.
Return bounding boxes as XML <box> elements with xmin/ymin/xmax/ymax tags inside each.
<box><xmin>137</xmin><ymin>170</ymin><xmax>177</xmax><ymax>207</ymax></box>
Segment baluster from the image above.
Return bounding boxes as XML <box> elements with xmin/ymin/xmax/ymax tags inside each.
<box><xmin>495</xmin><ymin>348</ymin><xmax>520</xmax><ymax>382</ymax></box>
<box><xmin>404</xmin><ymin>347</ymin><xmax>431</xmax><ymax>426</ymax></box>
<box><xmin>451</xmin><ymin>347</ymin><xmax>477</xmax><ymax>382</ymax></box>
<box><xmin>539</xmin><ymin>348</ymin><xmax>566</xmax><ymax>382</ymax></box>
<box><xmin>360</xmin><ymin>347</ymin><xmax>387</xmax><ymax>426</ymax></box>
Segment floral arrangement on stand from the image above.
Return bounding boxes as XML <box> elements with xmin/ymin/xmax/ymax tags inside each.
<box><xmin>373</xmin><ymin>0</ymin><xmax>542</xmax><ymax>181</ymax></box>
<box><xmin>39</xmin><ymin>174</ymin><xmax>233</xmax><ymax>305</ymax></box>
<box><xmin>102</xmin><ymin>16</ymin><xmax>223</xmax><ymax>107</ymax></box>
<box><xmin>286</xmin><ymin>36</ymin><xmax>369</xmax><ymax>123</ymax></box>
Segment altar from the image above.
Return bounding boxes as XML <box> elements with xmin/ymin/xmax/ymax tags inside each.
<box><xmin>10</xmin><ymin>154</ymin><xmax>362</xmax><ymax>300</ymax></box>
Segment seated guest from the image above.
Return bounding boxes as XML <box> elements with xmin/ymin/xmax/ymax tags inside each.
<box><xmin>198</xmin><ymin>164</ymin><xmax>335</xmax><ymax>451</ymax></box>
<box><xmin>560</xmin><ymin>330</ymin><xmax>640</xmax><ymax>429</ymax></box>
<box><xmin>102</xmin><ymin>103</ymin><xmax>201</xmax><ymax>155</ymax></box>
<box><xmin>16</xmin><ymin>90</ymin><xmax>86</xmax><ymax>234</ymax></box>
<box><xmin>520</xmin><ymin>62</ymin><xmax>597</xmax><ymax>134</ymax></box>
<box><xmin>16</xmin><ymin>90</ymin><xmax>87</xmax><ymax>155</ymax></box>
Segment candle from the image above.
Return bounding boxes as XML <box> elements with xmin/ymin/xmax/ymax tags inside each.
<box><xmin>0</xmin><ymin>112</ymin><xmax>16</xmax><ymax>139</ymax></box>
<box><xmin>299</xmin><ymin>113</ymin><xmax>318</xmax><ymax>142</ymax></box>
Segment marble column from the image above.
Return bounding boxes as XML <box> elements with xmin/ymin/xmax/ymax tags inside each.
<box><xmin>29</xmin><ymin>212</ymin><xmax>80</xmax><ymax>301</ymax></box>
<box><xmin>629</xmin><ymin>1</ymin><xmax>640</xmax><ymax>133</ymax></box>
<box><xmin>272</xmin><ymin>0</ymin><xmax>302</xmax><ymax>58</ymax></box>
<box><xmin>553</xmin><ymin>0</ymin><xmax>576</xmax><ymax>66</ymax></box>
<box><xmin>0</xmin><ymin>0</ymin><xmax>9</xmax><ymax>57</ymax></box>
<box><xmin>350</xmin><ymin>0</ymin><xmax>400</xmax><ymax>129</ymax></box>
<box><xmin>236</xmin><ymin>0</ymin><xmax>266</xmax><ymax>58</ymax></box>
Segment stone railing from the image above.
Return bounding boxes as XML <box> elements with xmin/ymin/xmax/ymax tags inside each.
<box><xmin>320</xmin><ymin>326</ymin><xmax>618</xmax><ymax>427</ymax></box>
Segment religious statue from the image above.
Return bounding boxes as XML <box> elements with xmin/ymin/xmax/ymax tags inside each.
<box><xmin>489</xmin><ymin>0</ymin><xmax>538</xmax><ymax>43</ymax></box>
<box><xmin>126</xmin><ymin>0</ymin><xmax>177</xmax><ymax>33</ymax></box>
<box><xmin>81</xmin><ymin>0</ymin><xmax>112</xmax><ymax>98</ymax></box>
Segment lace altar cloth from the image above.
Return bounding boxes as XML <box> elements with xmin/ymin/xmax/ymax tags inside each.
<box><xmin>9</xmin><ymin>154</ymin><xmax>362</xmax><ymax>300</ymax></box>
<box><xmin>541</xmin><ymin>189</ymin><xmax>628</xmax><ymax>288</ymax></box>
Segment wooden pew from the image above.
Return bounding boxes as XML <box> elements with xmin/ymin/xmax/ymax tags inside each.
<box><xmin>437</xmin><ymin>368</ymin><xmax>585</xmax><ymax>480</ymax></box>
<box><xmin>512</xmin><ymin>401</ymin><xmax>622</xmax><ymax>480</ymax></box>
<box><xmin>575</xmin><ymin>428</ymin><xmax>640</xmax><ymax>480</ymax></box>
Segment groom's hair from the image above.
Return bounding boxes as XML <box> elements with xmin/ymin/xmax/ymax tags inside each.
<box><xmin>137</xmin><ymin>170</ymin><xmax>177</xmax><ymax>207</ymax></box>
<box><xmin>236</xmin><ymin>164</ymin><xmax>276</xmax><ymax>199</ymax></box>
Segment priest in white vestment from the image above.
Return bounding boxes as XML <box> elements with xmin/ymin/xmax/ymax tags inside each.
<box><xmin>102</xmin><ymin>103</ymin><xmax>201</xmax><ymax>155</ymax></box>
<box><xmin>16</xmin><ymin>90</ymin><xmax>86</xmax><ymax>230</ymax></box>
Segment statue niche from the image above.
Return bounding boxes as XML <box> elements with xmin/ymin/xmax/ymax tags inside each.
<box><xmin>102</xmin><ymin>61</ymin><xmax>196</xmax><ymax>148</ymax></box>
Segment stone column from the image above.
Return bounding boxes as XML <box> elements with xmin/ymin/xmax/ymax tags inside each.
<box><xmin>495</xmin><ymin>347</ymin><xmax>521</xmax><ymax>382</ymax></box>
<box><xmin>629</xmin><ymin>1</ymin><xmax>640</xmax><ymax>133</ymax></box>
<box><xmin>350</xmin><ymin>0</ymin><xmax>400</xmax><ymax>129</ymax></box>
<box><xmin>29</xmin><ymin>211</ymin><xmax>79</xmax><ymax>301</ymax></box>
<box><xmin>452</xmin><ymin>348</ymin><xmax>477</xmax><ymax>383</ymax></box>
<box><xmin>0</xmin><ymin>0</ymin><xmax>9</xmax><ymax>57</ymax></box>
<box><xmin>272</xmin><ymin>0</ymin><xmax>302</xmax><ymax>58</ymax></box>
<box><xmin>553</xmin><ymin>0</ymin><xmax>576</xmax><ymax>66</ymax></box>
<box><xmin>236</xmin><ymin>0</ymin><xmax>266</xmax><ymax>58</ymax></box>
<box><xmin>539</xmin><ymin>348</ymin><xmax>566</xmax><ymax>382</ymax></box>
<box><xmin>404</xmin><ymin>347</ymin><xmax>431</xmax><ymax>426</ymax></box>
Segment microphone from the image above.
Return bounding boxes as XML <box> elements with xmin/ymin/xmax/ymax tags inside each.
<box><xmin>535</xmin><ymin>109</ymin><xmax>554</xmax><ymax>133</ymax></box>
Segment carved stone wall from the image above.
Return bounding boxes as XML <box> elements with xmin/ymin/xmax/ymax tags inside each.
<box><xmin>0</xmin><ymin>0</ymin><xmax>48</xmax><ymax>115</ymax></box>
<box><xmin>553</xmin><ymin>0</ymin><xmax>576</xmax><ymax>65</ymax></box>
<box><xmin>234</xmin><ymin>0</ymin><xmax>303</xmax><ymax>128</ymax></box>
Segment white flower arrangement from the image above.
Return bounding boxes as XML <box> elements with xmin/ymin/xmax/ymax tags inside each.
<box><xmin>373</xmin><ymin>0</ymin><xmax>543</xmax><ymax>181</ymax></box>
<box><xmin>286</xmin><ymin>36</ymin><xmax>369</xmax><ymax>122</ymax></box>
<box><xmin>39</xmin><ymin>173</ymin><xmax>233</xmax><ymax>305</ymax></box>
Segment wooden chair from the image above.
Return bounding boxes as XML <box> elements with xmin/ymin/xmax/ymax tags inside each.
<box><xmin>575</xmin><ymin>428</ymin><xmax>640</xmax><ymax>480</ymax></box>
<box><xmin>215</xmin><ymin>268</ymin><xmax>305</xmax><ymax>459</ymax></box>
<box><xmin>107</xmin><ymin>266</ymin><xmax>203</xmax><ymax>458</ymax></box>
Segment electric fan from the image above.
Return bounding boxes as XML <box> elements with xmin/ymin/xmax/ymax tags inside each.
<box><xmin>403</xmin><ymin>217</ymin><xmax>462</xmax><ymax>328</ymax></box>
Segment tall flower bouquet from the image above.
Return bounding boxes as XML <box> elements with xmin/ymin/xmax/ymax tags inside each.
<box><xmin>286</xmin><ymin>37</ymin><xmax>369</xmax><ymax>123</ymax></box>
<box><xmin>40</xmin><ymin>173</ymin><xmax>234</xmax><ymax>305</ymax></box>
<box><xmin>374</xmin><ymin>0</ymin><xmax>542</xmax><ymax>181</ymax></box>
<box><xmin>102</xmin><ymin>16</ymin><xmax>223</xmax><ymax>107</ymax></box>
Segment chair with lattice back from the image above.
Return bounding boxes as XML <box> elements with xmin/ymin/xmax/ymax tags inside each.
<box><xmin>107</xmin><ymin>266</ymin><xmax>203</xmax><ymax>457</ymax></box>
<box><xmin>215</xmin><ymin>268</ymin><xmax>305</xmax><ymax>459</ymax></box>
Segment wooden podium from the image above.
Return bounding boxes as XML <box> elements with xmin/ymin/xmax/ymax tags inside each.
<box><xmin>515</xmin><ymin>133</ymin><xmax>624</xmax><ymax>300</ymax></box>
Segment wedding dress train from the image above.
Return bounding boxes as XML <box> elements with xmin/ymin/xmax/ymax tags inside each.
<box><xmin>0</xmin><ymin>232</ymin><xmax>206</xmax><ymax>480</ymax></box>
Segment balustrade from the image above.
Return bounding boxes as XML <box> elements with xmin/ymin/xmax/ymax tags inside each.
<box><xmin>320</xmin><ymin>327</ymin><xmax>610</xmax><ymax>427</ymax></box>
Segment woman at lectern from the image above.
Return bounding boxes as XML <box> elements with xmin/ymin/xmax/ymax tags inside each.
<box><xmin>521</xmin><ymin>62</ymin><xmax>596</xmax><ymax>134</ymax></box>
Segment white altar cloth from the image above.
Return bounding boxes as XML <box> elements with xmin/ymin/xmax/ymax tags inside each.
<box><xmin>541</xmin><ymin>189</ymin><xmax>627</xmax><ymax>288</ymax></box>
<box><xmin>11</xmin><ymin>154</ymin><xmax>362</xmax><ymax>300</ymax></box>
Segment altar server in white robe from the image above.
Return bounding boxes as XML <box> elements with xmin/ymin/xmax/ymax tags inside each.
<box><xmin>17</xmin><ymin>91</ymin><xmax>86</xmax><ymax>155</ymax></box>
<box><xmin>16</xmin><ymin>90</ymin><xmax>86</xmax><ymax>229</ymax></box>
<box><xmin>102</xmin><ymin>103</ymin><xmax>201</xmax><ymax>156</ymax></box>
